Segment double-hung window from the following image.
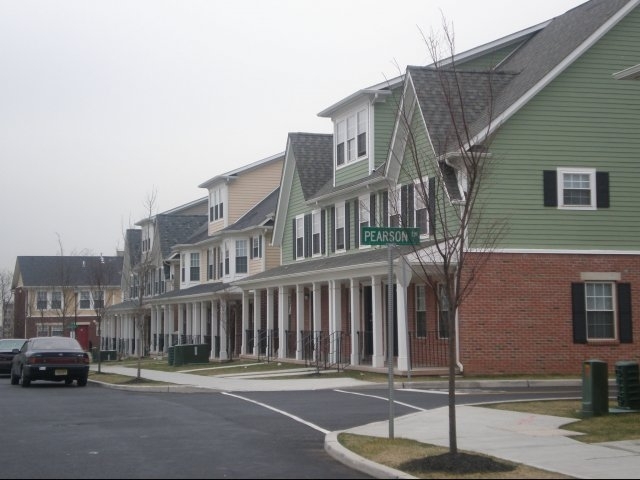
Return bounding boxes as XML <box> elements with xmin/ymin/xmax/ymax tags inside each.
<box><xmin>210</xmin><ymin>188</ymin><xmax>224</xmax><ymax>221</ymax></box>
<box><xmin>585</xmin><ymin>282</ymin><xmax>614</xmax><ymax>339</ymax></box>
<box><xmin>335</xmin><ymin>202</ymin><xmax>345</xmax><ymax>251</ymax></box>
<box><xmin>335</xmin><ymin>108</ymin><xmax>368</xmax><ymax>167</ymax></box>
<box><xmin>37</xmin><ymin>291</ymin><xmax>47</xmax><ymax>310</ymax></box>
<box><xmin>358</xmin><ymin>195</ymin><xmax>370</xmax><ymax>249</ymax></box>
<box><xmin>312</xmin><ymin>210</ymin><xmax>321</xmax><ymax>256</ymax></box>
<box><xmin>224</xmin><ymin>243</ymin><xmax>230</xmax><ymax>275</ymax></box>
<box><xmin>251</xmin><ymin>235</ymin><xmax>262</xmax><ymax>259</ymax></box>
<box><xmin>80</xmin><ymin>291</ymin><xmax>91</xmax><ymax>309</ymax></box>
<box><xmin>438</xmin><ymin>284</ymin><xmax>449</xmax><ymax>339</ymax></box>
<box><xmin>414</xmin><ymin>178</ymin><xmax>429</xmax><ymax>234</ymax></box>
<box><xmin>559</xmin><ymin>168</ymin><xmax>595</xmax><ymax>209</ymax></box>
<box><xmin>93</xmin><ymin>290</ymin><xmax>104</xmax><ymax>309</ymax></box>
<box><xmin>51</xmin><ymin>291</ymin><xmax>62</xmax><ymax>310</ymax></box>
<box><xmin>181</xmin><ymin>254</ymin><xmax>186</xmax><ymax>282</ymax></box>
<box><xmin>572</xmin><ymin>280</ymin><xmax>631</xmax><ymax>343</ymax></box>
<box><xmin>388</xmin><ymin>186</ymin><xmax>401</xmax><ymax>227</ymax></box>
<box><xmin>190</xmin><ymin>253</ymin><xmax>200</xmax><ymax>281</ymax></box>
<box><xmin>236</xmin><ymin>240</ymin><xmax>248</xmax><ymax>274</ymax></box>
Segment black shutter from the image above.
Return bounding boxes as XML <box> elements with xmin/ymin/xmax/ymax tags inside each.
<box><xmin>618</xmin><ymin>283</ymin><xmax>632</xmax><ymax>343</ymax></box>
<box><xmin>259</xmin><ymin>235</ymin><xmax>262</xmax><ymax>258</ymax></box>
<box><xmin>370</xmin><ymin>193</ymin><xmax>376</xmax><ymax>226</ymax></box>
<box><xmin>330</xmin><ymin>206</ymin><xmax>335</xmax><ymax>253</ymax></box>
<box><xmin>428</xmin><ymin>177</ymin><xmax>436</xmax><ymax>235</ymax></box>
<box><xmin>401</xmin><ymin>184</ymin><xmax>408</xmax><ymax>227</ymax></box>
<box><xmin>382</xmin><ymin>191</ymin><xmax>388</xmax><ymax>227</ymax></box>
<box><xmin>304</xmin><ymin>214</ymin><xmax>311</xmax><ymax>258</ymax></box>
<box><xmin>596</xmin><ymin>172</ymin><xmax>609</xmax><ymax>208</ymax></box>
<box><xmin>571</xmin><ymin>283</ymin><xmax>587</xmax><ymax>344</ymax></box>
<box><xmin>408</xmin><ymin>184</ymin><xmax>415</xmax><ymax>227</ymax></box>
<box><xmin>321</xmin><ymin>210</ymin><xmax>326</xmax><ymax>254</ymax></box>
<box><xmin>292</xmin><ymin>219</ymin><xmax>296</xmax><ymax>260</ymax></box>
<box><xmin>543</xmin><ymin>171</ymin><xmax>557</xmax><ymax>207</ymax></box>
<box><xmin>354</xmin><ymin>200</ymin><xmax>360</xmax><ymax>248</ymax></box>
<box><xmin>249</xmin><ymin>237</ymin><xmax>254</xmax><ymax>259</ymax></box>
<box><xmin>345</xmin><ymin>202</ymin><xmax>351</xmax><ymax>250</ymax></box>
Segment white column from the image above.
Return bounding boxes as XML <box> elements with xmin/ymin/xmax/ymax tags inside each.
<box><xmin>396</xmin><ymin>279</ymin><xmax>410</xmax><ymax>372</ymax></box>
<box><xmin>241</xmin><ymin>292</ymin><xmax>249</xmax><ymax>355</ymax></box>
<box><xmin>186</xmin><ymin>303</ymin><xmax>193</xmax><ymax>342</ymax></box>
<box><xmin>219</xmin><ymin>299</ymin><xmax>228</xmax><ymax>360</ymax></box>
<box><xmin>371</xmin><ymin>276</ymin><xmax>385</xmax><ymax>368</ymax></box>
<box><xmin>350</xmin><ymin>278</ymin><xmax>360</xmax><ymax>366</ymax></box>
<box><xmin>150</xmin><ymin>307</ymin><xmax>157</xmax><ymax>354</ymax></box>
<box><xmin>163</xmin><ymin>305</ymin><xmax>169</xmax><ymax>352</ymax></box>
<box><xmin>278</xmin><ymin>286</ymin><xmax>287</xmax><ymax>359</ymax></box>
<box><xmin>312</xmin><ymin>282</ymin><xmax>321</xmax><ymax>333</ymax></box>
<box><xmin>178</xmin><ymin>304</ymin><xmax>185</xmax><ymax>344</ymax></box>
<box><xmin>329</xmin><ymin>280</ymin><xmax>341</xmax><ymax>364</ymax></box>
<box><xmin>295</xmin><ymin>284</ymin><xmax>304</xmax><ymax>360</ymax></box>
<box><xmin>210</xmin><ymin>300</ymin><xmax>219</xmax><ymax>360</ymax></box>
<box><xmin>200</xmin><ymin>302</ymin><xmax>207</xmax><ymax>345</ymax></box>
<box><xmin>253</xmin><ymin>289</ymin><xmax>260</xmax><ymax>356</ymax></box>
<box><xmin>266</xmin><ymin>287</ymin><xmax>274</xmax><ymax>356</ymax></box>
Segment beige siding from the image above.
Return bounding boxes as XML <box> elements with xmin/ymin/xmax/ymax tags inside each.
<box><xmin>228</xmin><ymin>159</ymin><xmax>283</xmax><ymax>222</ymax></box>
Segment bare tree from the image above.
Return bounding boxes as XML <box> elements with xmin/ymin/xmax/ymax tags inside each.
<box><xmin>52</xmin><ymin>233</ymin><xmax>77</xmax><ymax>337</ymax></box>
<box><xmin>389</xmin><ymin>19</ymin><xmax>507</xmax><ymax>455</ymax></box>
<box><xmin>0</xmin><ymin>269</ymin><xmax>13</xmax><ymax>338</ymax></box>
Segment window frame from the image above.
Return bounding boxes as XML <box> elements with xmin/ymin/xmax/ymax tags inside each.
<box><xmin>295</xmin><ymin>215</ymin><xmax>305</xmax><ymax>260</ymax></box>
<box><xmin>335</xmin><ymin>202</ymin><xmax>346</xmax><ymax>252</ymax></box>
<box><xmin>334</xmin><ymin>107</ymin><xmax>368</xmax><ymax>169</ymax></box>
<box><xmin>415</xmin><ymin>285</ymin><xmax>427</xmax><ymax>338</ymax></box>
<box><xmin>311</xmin><ymin>210</ymin><xmax>322</xmax><ymax>256</ymax></box>
<box><xmin>189</xmin><ymin>252</ymin><xmax>200</xmax><ymax>281</ymax></box>
<box><xmin>235</xmin><ymin>239</ymin><xmax>248</xmax><ymax>274</ymax></box>
<box><xmin>584</xmin><ymin>282</ymin><xmax>616</xmax><ymax>341</ymax></box>
<box><xmin>437</xmin><ymin>284</ymin><xmax>450</xmax><ymax>340</ymax></box>
<box><xmin>557</xmin><ymin>167</ymin><xmax>596</xmax><ymax>210</ymax></box>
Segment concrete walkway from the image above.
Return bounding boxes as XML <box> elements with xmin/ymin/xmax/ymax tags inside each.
<box><xmin>90</xmin><ymin>365</ymin><xmax>640</xmax><ymax>479</ymax></box>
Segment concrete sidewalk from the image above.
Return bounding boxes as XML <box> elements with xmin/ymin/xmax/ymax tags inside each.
<box><xmin>90</xmin><ymin>365</ymin><xmax>640</xmax><ymax>479</ymax></box>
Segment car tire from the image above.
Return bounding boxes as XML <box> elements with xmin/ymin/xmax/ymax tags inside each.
<box><xmin>21</xmin><ymin>368</ymin><xmax>31</xmax><ymax>388</ymax></box>
<box><xmin>77</xmin><ymin>376</ymin><xmax>88</xmax><ymax>387</ymax></box>
<box><xmin>10</xmin><ymin>371</ymin><xmax>20</xmax><ymax>385</ymax></box>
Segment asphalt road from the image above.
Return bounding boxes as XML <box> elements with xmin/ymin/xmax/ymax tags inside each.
<box><xmin>0</xmin><ymin>378</ymin><xmax>583</xmax><ymax>479</ymax></box>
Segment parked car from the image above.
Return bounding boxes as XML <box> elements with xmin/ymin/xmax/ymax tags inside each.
<box><xmin>11</xmin><ymin>336</ymin><xmax>90</xmax><ymax>387</ymax></box>
<box><xmin>0</xmin><ymin>339</ymin><xmax>27</xmax><ymax>374</ymax></box>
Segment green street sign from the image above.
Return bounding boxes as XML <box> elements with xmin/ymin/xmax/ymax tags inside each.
<box><xmin>361</xmin><ymin>227</ymin><xmax>420</xmax><ymax>246</ymax></box>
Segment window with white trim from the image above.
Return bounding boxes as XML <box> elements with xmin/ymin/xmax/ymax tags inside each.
<box><xmin>210</xmin><ymin>187</ymin><xmax>224</xmax><ymax>221</ymax></box>
<box><xmin>295</xmin><ymin>215</ymin><xmax>305</xmax><ymax>259</ymax></box>
<box><xmin>190</xmin><ymin>252</ymin><xmax>200</xmax><ymax>281</ymax></box>
<box><xmin>414</xmin><ymin>177</ymin><xmax>429</xmax><ymax>234</ymax></box>
<box><xmin>335</xmin><ymin>108</ymin><xmax>368</xmax><ymax>167</ymax></box>
<box><xmin>51</xmin><ymin>291</ymin><xmax>62</xmax><ymax>310</ymax></box>
<box><xmin>224</xmin><ymin>243</ymin><xmax>230</xmax><ymax>275</ymax></box>
<box><xmin>93</xmin><ymin>290</ymin><xmax>104</xmax><ymax>309</ymax></box>
<box><xmin>558</xmin><ymin>168</ymin><xmax>596</xmax><ymax>209</ymax></box>
<box><xmin>80</xmin><ymin>291</ymin><xmax>91</xmax><ymax>309</ymax></box>
<box><xmin>312</xmin><ymin>210</ymin><xmax>321</xmax><ymax>256</ymax></box>
<box><xmin>335</xmin><ymin>202</ymin><xmax>345</xmax><ymax>251</ymax></box>
<box><xmin>388</xmin><ymin>185</ymin><xmax>401</xmax><ymax>227</ymax></box>
<box><xmin>585</xmin><ymin>282</ymin><xmax>615</xmax><ymax>339</ymax></box>
<box><xmin>36</xmin><ymin>291</ymin><xmax>47</xmax><ymax>310</ymax></box>
<box><xmin>358</xmin><ymin>195</ymin><xmax>370</xmax><ymax>249</ymax></box>
<box><xmin>251</xmin><ymin>235</ymin><xmax>262</xmax><ymax>259</ymax></box>
<box><xmin>236</xmin><ymin>239</ymin><xmax>248</xmax><ymax>274</ymax></box>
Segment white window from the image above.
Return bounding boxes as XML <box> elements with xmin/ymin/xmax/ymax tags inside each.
<box><xmin>80</xmin><ymin>291</ymin><xmax>91</xmax><ymax>309</ymax></box>
<box><xmin>190</xmin><ymin>252</ymin><xmax>200</xmax><ymax>281</ymax></box>
<box><xmin>437</xmin><ymin>284</ymin><xmax>449</xmax><ymax>339</ymax></box>
<box><xmin>312</xmin><ymin>210</ymin><xmax>321</xmax><ymax>256</ymax></box>
<box><xmin>416</xmin><ymin>285</ymin><xmax>427</xmax><ymax>338</ymax></box>
<box><xmin>295</xmin><ymin>215</ymin><xmax>305</xmax><ymax>259</ymax></box>
<box><xmin>92</xmin><ymin>291</ymin><xmax>104</xmax><ymax>309</ymax></box>
<box><xmin>388</xmin><ymin>186</ymin><xmax>401</xmax><ymax>227</ymax></box>
<box><xmin>251</xmin><ymin>236</ymin><xmax>262</xmax><ymax>259</ymax></box>
<box><xmin>210</xmin><ymin>188</ymin><xmax>224</xmax><ymax>221</ymax></box>
<box><xmin>335</xmin><ymin>108</ymin><xmax>368</xmax><ymax>167</ymax></box>
<box><xmin>51</xmin><ymin>291</ymin><xmax>62</xmax><ymax>310</ymax></box>
<box><xmin>335</xmin><ymin>202</ymin><xmax>345</xmax><ymax>251</ymax></box>
<box><xmin>236</xmin><ymin>240</ymin><xmax>248</xmax><ymax>274</ymax></box>
<box><xmin>585</xmin><ymin>282</ymin><xmax>615</xmax><ymax>340</ymax></box>
<box><xmin>36</xmin><ymin>291</ymin><xmax>47</xmax><ymax>310</ymax></box>
<box><xmin>558</xmin><ymin>168</ymin><xmax>596</xmax><ymax>209</ymax></box>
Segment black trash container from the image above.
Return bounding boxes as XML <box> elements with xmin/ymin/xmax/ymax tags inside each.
<box><xmin>582</xmin><ymin>359</ymin><xmax>609</xmax><ymax>417</ymax></box>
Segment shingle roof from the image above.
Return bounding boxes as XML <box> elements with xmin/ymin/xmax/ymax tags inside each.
<box><xmin>288</xmin><ymin>133</ymin><xmax>333</xmax><ymax>200</ymax></box>
<box><xmin>14</xmin><ymin>256</ymin><xmax>123</xmax><ymax>288</ymax></box>
<box><xmin>155</xmin><ymin>214</ymin><xmax>208</xmax><ymax>259</ymax></box>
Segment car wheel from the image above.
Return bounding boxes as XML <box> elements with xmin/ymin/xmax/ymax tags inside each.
<box><xmin>77</xmin><ymin>376</ymin><xmax>88</xmax><ymax>387</ymax></box>
<box><xmin>21</xmin><ymin>368</ymin><xmax>31</xmax><ymax>387</ymax></box>
<box><xmin>64</xmin><ymin>378</ymin><xmax>73</xmax><ymax>385</ymax></box>
<box><xmin>10</xmin><ymin>371</ymin><xmax>20</xmax><ymax>385</ymax></box>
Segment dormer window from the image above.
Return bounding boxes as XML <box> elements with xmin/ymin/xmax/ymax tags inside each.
<box><xmin>210</xmin><ymin>188</ymin><xmax>224</xmax><ymax>221</ymax></box>
<box><xmin>335</xmin><ymin>108</ymin><xmax>368</xmax><ymax>167</ymax></box>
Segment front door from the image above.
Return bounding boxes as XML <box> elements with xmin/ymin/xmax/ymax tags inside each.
<box><xmin>75</xmin><ymin>325</ymin><xmax>90</xmax><ymax>351</ymax></box>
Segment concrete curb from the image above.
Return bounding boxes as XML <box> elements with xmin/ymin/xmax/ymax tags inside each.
<box><xmin>88</xmin><ymin>379</ymin><xmax>208</xmax><ymax>393</ymax></box>
<box><xmin>324</xmin><ymin>431</ymin><xmax>416</xmax><ymax>479</ymax></box>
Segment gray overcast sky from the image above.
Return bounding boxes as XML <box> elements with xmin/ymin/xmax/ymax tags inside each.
<box><xmin>0</xmin><ymin>0</ymin><xmax>586</xmax><ymax>273</ymax></box>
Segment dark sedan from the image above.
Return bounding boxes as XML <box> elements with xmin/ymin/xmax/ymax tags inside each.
<box><xmin>11</xmin><ymin>336</ymin><xmax>90</xmax><ymax>387</ymax></box>
<box><xmin>0</xmin><ymin>338</ymin><xmax>27</xmax><ymax>374</ymax></box>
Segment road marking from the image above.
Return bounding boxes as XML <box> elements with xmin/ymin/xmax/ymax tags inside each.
<box><xmin>334</xmin><ymin>389</ymin><xmax>427</xmax><ymax>411</ymax></box>
<box><xmin>221</xmin><ymin>392</ymin><xmax>330</xmax><ymax>434</ymax></box>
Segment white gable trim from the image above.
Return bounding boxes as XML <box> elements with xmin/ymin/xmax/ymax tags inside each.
<box><xmin>272</xmin><ymin>138</ymin><xmax>295</xmax><ymax>247</ymax></box>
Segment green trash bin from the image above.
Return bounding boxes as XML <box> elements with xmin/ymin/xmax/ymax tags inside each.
<box><xmin>582</xmin><ymin>359</ymin><xmax>609</xmax><ymax>417</ymax></box>
<box><xmin>615</xmin><ymin>361</ymin><xmax>640</xmax><ymax>410</ymax></box>
<box><xmin>167</xmin><ymin>346</ymin><xmax>175</xmax><ymax>366</ymax></box>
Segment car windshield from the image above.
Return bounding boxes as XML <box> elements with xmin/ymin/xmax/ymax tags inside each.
<box><xmin>31</xmin><ymin>337</ymin><xmax>82</xmax><ymax>351</ymax></box>
<box><xmin>0</xmin><ymin>339</ymin><xmax>26</xmax><ymax>351</ymax></box>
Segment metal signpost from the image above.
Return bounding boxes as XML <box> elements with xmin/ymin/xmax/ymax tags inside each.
<box><xmin>361</xmin><ymin>226</ymin><xmax>420</xmax><ymax>438</ymax></box>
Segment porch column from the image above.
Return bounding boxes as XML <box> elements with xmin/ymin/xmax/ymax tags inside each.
<box><xmin>210</xmin><ymin>300</ymin><xmax>219</xmax><ymax>360</ymax></box>
<box><xmin>162</xmin><ymin>305</ymin><xmax>169</xmax><ymax>352</ymax></box>
<box><xmin>186</xmin><ymin>303</ymin><xmax>194</xmax><ymax>343</ymax></box>
<box><xmin>219</xmin><ymin>299</ymin><xmax>228</xmax><ymax>360</ymax></box>
<box><xmin>395</xmin><ymin>261</ymin><xmax>410</xmax><ymax>372</ymax></box>
<box><xmin>177</xmin><ymin>304</ymin><xmax>185</xmax><ymax>344</ymax></box>
<box><xmin>295</xmin><ymin>284</ymin><xmax>304</xmax><ymax>360</ymax></box>
<box><xmin>350</xmin><ymin>278</ymin><xmax>360</xmax><ymax>366</ymax></box>
<box><xmin>371</xmin><ymin>276</ymin><xmax>385</xmax><ymax>368</ymax></box>
<box><xmin>253</xmin><ymin>289</ymin><xmax>260</xmax><ymax>356</ymax></box>
<box><xmin>266</xmin><ymin>287</ymin><xmax>274</xmax><ymax>357</ymax></box>
<box><xmin>241</xmin><ymin>291</ymin><xmax>249</xmax><ymax>356</ymax></box>
<box><xmin>329</xmin><ymin>280</ymin><xmax>342</xmax><ymax>364</ymax></box>
<box><xmin>278</xmin><ymin>286</ymin><xmax>287</xmax><ymax>359</ymax></box>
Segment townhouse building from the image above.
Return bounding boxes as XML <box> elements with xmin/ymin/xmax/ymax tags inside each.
<box><xmin>236</xmin><ymin>0</ymin><xmax>640</xmax><ymax>375</ymax></box>
<box><xmin>12</xmin><ymin>255</ymin><xmax>123</xmax><ymax>350</ymax></box>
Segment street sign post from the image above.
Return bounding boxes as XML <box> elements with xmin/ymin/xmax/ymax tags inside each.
<box><xmin>361</xmin><ymin>226</ymin><xmax>420</xmax><ymax>438</ymax></box>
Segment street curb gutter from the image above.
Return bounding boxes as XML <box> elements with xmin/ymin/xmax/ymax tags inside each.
<box><xmin>88</xmin><ymin>379</ymin><xmax>206</xmax><ymax>393</ymax></box>
<box><xmin>324</xmin><ymin>431</ymin><xmax>416</xmax><ymax>479</ymax></box>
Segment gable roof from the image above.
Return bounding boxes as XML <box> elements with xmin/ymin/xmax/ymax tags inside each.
<box><xmin>403</xmin><ymin>0</ymin><xmax>637</xmax><ymax>158</ymax></box>
<box><xmin>13</xmin><ymin>256</ymin><xmax>123</xmax><ymax>289</ymax></box>
<box><xmin>198</xmin><ymin>151</ymin><xmax>285</xmax><ymax>189</ymax></box>
<box><xmin>155</xmin><ymin>214</ymin><xmax>208</xmax><ymax>259</ymax></box>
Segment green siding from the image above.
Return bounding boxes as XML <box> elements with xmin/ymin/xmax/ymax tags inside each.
<box><xmin>335</xmin><ymin>160</ymin><xmax>369</xmax><ymax>187</ymax></box>
<box><xmin>476</xmin><ymin>9</ymin><xmax>640</xmax><ymax>251</ymax></box>
<box><xmin>281</xmin><ymin>169</ymin><xmax>307</xmax><ymax>264</ymax></box>
<box><xmin>374</xmin><ymin>88</ymin><xmax>402</xmax><ymax>169</ymax></box>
